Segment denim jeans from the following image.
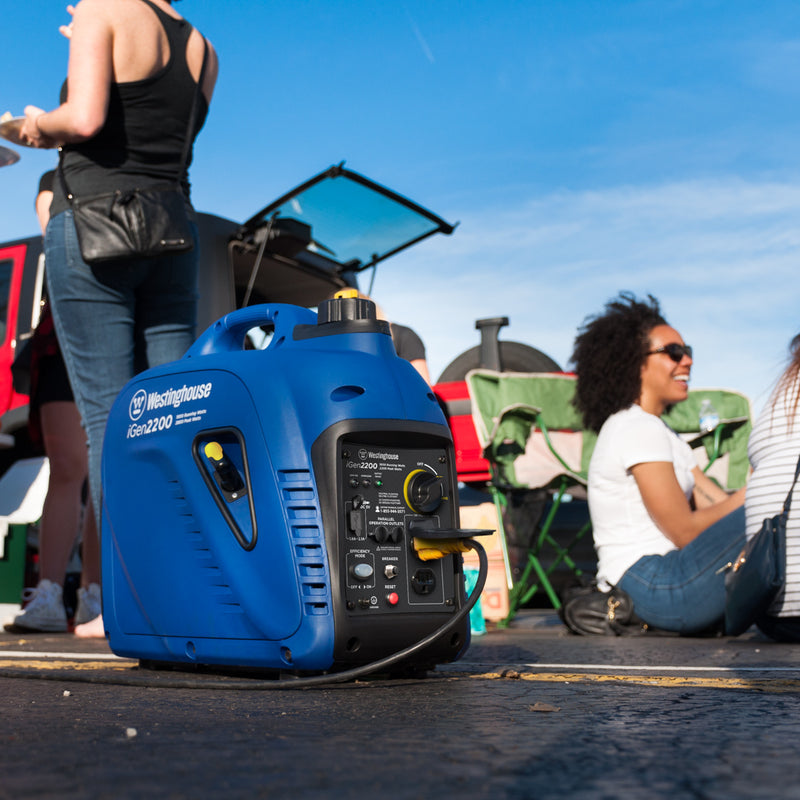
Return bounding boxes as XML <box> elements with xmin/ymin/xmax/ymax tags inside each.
<box><xmin>618</xmin><ymin>506</ymin><xmax>746</xmax><ymax>634</ymax></box>
<box><xmin>44</xmin><ymin>210</ymin><xmax>199</xmax><ymax>527</ymax></box>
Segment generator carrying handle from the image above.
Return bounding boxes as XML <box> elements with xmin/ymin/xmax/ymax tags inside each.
<box><xmin>185</xmin><ymin>304</ymin><xmax>318</xmax><ymax>358</ymax></box>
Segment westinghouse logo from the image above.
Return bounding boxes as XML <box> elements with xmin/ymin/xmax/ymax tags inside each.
<box><xmin>359</xmin><ymin>449</ymin><xmax>399</xmax><ymax>461</ymax></box>
<box><xmin>128</xmin><ymin>383</ymin><xmax>212</xmax><ymax>422</ymax></box>
<box><xmin>129</xmin><ymin>390</ymin><xmax>147</xmax><ymax>422</ymax></box>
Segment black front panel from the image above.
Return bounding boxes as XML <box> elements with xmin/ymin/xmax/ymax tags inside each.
<box><xmin>311</xmin><ymin>420</ymin><xmax>468</xmax><ymax>668</ymax></box>
<box><xmin>341</xmin><ymin>441</ymin><xmax>457</xmax><ymax>615</ymax></box>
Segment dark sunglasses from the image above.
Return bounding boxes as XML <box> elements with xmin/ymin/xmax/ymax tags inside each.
<box><xmin>647</xmin><ymin>343</ymin><xmax>693</xmax><ymax>363</ymax></box>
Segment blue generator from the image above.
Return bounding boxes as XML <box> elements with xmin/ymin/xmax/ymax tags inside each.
<box><xmin>101</xmin><ymin>295</ymin><xmax>478</xmax><ymax>673</ymax></box>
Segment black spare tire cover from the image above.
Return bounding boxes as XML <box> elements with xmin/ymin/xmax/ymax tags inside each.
<box><xmin>436</xmin><ymin>341</ymin><xmax>562</xmax><ymax>383</ymax></box>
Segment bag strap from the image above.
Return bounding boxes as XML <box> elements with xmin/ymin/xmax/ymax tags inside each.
<box><xmin>58</xmin><ymin>34</ymin><xmax>209</xmax><ymax>201</ymax></box>
<box><xmin>782</xmin><ymin>454</ymin><xmax>800</xmax><ymax>517</ymax></box>
<box><xmin>177</xmin><ymin>36</ymin><xmax>209</xmax><ymax>185</ymax></box>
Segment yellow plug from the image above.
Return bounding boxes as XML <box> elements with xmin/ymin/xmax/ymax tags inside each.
<box><xmin>412</xmin><ymin>537</ymin><xmax>471</xmax><ymax>561</ymax></box>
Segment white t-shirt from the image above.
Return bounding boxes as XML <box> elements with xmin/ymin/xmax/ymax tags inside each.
<box><xmin>746</xmin><ymin>377</ymin><xmax>800</xmax><ymax>616</ymax></box>
<box><xmin>588</xmin><ymin>404</ymin><xmax>697</xmax><ymax>588</ymax></box>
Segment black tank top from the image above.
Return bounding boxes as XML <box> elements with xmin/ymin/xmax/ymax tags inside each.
<box><xmin>51</xmin><ymin>0</ymin><xmax>209</xmax><ymax>217</ymax></box>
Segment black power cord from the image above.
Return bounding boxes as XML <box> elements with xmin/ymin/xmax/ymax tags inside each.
<box><xmin>1</xmin><ymin>539</ymin><xmax>489</xmax><ymax>691</ymax></box>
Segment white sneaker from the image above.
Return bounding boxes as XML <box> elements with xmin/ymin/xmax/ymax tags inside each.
<box><xmin>6</xmin><ymin>579</ymin><xmax>67</xmax><ymax>633</ymax></box>
<box><xmin>75</xmin><ymin>583</ymin><xmax>102</xmax><ymax>625</ymax></box>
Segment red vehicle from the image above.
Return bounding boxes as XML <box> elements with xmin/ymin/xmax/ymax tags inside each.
<box><xmin>0</xmin><ymin>235</ymin><xmax>45</xmax><ymax>471</ymax></box>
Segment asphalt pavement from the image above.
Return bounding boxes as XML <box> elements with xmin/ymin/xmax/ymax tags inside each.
<box><xmin>2</xmin><ymin>610</ymin><xmax>800</xmax><ymax>800</ymax></box>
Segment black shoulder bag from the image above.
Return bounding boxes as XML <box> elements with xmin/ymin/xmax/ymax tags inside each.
<box><xmin>58</xmin><ymin>39</ymin><xmax>208</xmax><ymax>265</ymax></box>
<box><xmin>724</xmin><ymin>454</ymin><xmax>800</xmax><ymax>636</ymax></box>
<box><xmin>559</xmin><ymin>581</ymin><xmax>651</xmax><ymax>636</ymax></box>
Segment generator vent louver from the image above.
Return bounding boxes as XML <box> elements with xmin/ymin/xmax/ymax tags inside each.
<box><xmin>278</xmin><ymin>468</ymin><xmax>330</xmax><ymax>617</ymax></box>
<box><xmin>170</xmin><ymin>478</ymin><xmax>243</xmax><ymax>615</ymax></box>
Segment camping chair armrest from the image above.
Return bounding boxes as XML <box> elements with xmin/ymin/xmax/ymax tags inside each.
<box><xmin>484</xmin><ymin>402</ymin><xmax>542</xmax><ymax>458</ymax></box>
<box><xmin>484</xmin><ymin>402</ymin><xmax>586</xmax><ymax>487</ymax></box>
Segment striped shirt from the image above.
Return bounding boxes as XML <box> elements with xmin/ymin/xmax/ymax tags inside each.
<box><xmin>746</xmin><ymin>376</ymin><xmax>800</xmax><ymax>616</ymax></box>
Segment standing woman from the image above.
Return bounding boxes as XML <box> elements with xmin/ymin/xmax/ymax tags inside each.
<box><xmin>20</xmin><ymin>0</ymin><xmax>218</xmax><ymax>636</ymax></box>
<box><xmin>746</xmin><ymin>333</ymin><xmax>800</xmax><ymax>641</ymax></box>
<box><xmin>571</xmin><ymin>293</ymin><xmax>746</xmax><ymax>634</ymax></box>
<box><xmin>6</xmin><ymin>171</ymin><xmax>101</xmax><ymax>636</ymax></box>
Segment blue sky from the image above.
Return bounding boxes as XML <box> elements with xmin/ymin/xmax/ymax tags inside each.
<box><xmin>2</xmin><ymin>0</ymin><xmax>799</xmax><ymax>414</ymax></box>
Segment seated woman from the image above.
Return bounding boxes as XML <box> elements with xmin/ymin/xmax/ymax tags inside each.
<box><xmin>746</xmin><ymin>332</ymin><xmax>800</xmax><ymax>642</ymax></box>
<box><xmin>571</xmin><ymin>293</ymin><xmax>746</xmax><ymax>634</ymax></box>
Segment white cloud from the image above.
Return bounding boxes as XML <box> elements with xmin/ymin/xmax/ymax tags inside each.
<box><xmin>374</xmin><ymin>177</ymin><xmax>799</xmax><ymax>416</ymax></box>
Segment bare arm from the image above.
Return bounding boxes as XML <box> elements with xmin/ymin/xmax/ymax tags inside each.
<box><xmin>692</xmin><ymin>467</ymin><xmax>731</xmax><ymax>508</ymax></box>
<box><xmin>193</xmin><ymin>33</ymin><xmax>219</xmax><ymax>106</ymax></box>
<box><xmin>22</xmin><ymin>0</ymin><xmax>112</xmax><ymax>147</ymax></box>
<box><xmin>630</xmin><ymin>461</ymin><xmax>745</xmax><ymax>548</ymax></box>
<box><xmin>409</xmin><ymin>358</ymin><xmax>431</xmax><ymax>385</ymax></box>
<box><xmin>36</xmin><ymin>190</ymin><xmax>54</xmax><ymax>235</ymax></box>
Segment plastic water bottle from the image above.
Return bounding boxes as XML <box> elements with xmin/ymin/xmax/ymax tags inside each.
<box><xmin>463</xmin><ymin>568</ymin><xmax>487</xmax><ymax>636</ymax></box>
<box><xmin>698</xmin><ymin>398</ymin><xmax>719</xmax><ymax>433</ymax></box>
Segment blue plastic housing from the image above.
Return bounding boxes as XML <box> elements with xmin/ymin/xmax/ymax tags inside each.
<box><xmin>101</xmin><ymin>303</ymin><xmax>461</xmax><ymax>671</ymax></box>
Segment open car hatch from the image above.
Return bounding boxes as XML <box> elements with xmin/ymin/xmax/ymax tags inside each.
<box><xmin>229</xmin><ymin>163</ymin><xmax>456</xmax><ymax>307</ymax></box>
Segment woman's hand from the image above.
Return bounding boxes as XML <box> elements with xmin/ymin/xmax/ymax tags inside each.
<box><xmin>59</xmin><ymin>5</ymin><xmax>76</xmax><ymax>39</ymax></box>
<box><xmin>21</xmin><ymin>106</ymin><xmax>57</xmax><ymax>149</ymax></box>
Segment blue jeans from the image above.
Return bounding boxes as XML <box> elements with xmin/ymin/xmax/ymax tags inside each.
<box><xmin>44</xmin><ymin>210</ymin><xmax>199</xmax><ymax>527</ymax></box>
<box><xmin>618</xmin><ymin>507</ymin><xmax>746</xmax><ymax>634</ymax></box>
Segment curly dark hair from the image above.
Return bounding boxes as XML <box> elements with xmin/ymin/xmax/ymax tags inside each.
<box><xmin>570</xmin><ymin>292</ymin><xmax>667</xmax><ymax>433</ymax></box>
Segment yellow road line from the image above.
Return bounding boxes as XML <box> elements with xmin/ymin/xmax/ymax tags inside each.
<box><xmin>3</xmin><ymin>658</ymin><xmax>800</xmax><ymax>692</ymax></box>
<box><xmin>525</xmin><ymin>662</ymin><xmax>800</xmax><ymax>673</ymax></box>
<box><xmin>470</xmin><ymin>670</ymin><xmax>800</xmax><ymax>692</ymax></box>
<box><xmin>0</xmin><ymin>650</ymin><xmax>126</xmax><ymax>660</ymax></box>
<box><xmin>0</xmin><ymin>658</ymin><xmax>135</xmax><ymax>672</ymax></box>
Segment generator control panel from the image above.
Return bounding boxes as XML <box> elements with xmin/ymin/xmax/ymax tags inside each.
<box><xmin>338</xmin><ymin>440</ymin><xmax>459</xmax><ymax>615</ymax></box>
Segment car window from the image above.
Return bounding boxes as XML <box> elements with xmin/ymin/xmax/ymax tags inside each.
<box><xmin>272</xmin><ymin>179</ymin><xmax>445</xmax><ymax>269</ymax></box>
<box><xmin>241</xmin><ymin>166</ymin><xmax>455</xmax><ymax>273</ymax></box>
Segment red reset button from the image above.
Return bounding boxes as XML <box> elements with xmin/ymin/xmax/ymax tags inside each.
<box><xmin>386</xmin><ymin>592</ymin><xmax>400</xmax><ymax>606</ymax></box>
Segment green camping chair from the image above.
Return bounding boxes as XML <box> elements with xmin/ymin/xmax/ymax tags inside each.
<box><xmin>466</xmin><ymin>369</ymin><xmax>596</xmax><ymax>625</ymax></box>
<box><xmin>661</xmin><ymin>388</ymin><xmax>752</xmax><ymax>490</ymax></box>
